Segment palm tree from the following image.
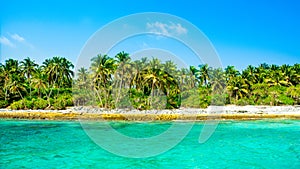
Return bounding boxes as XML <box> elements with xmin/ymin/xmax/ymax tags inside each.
<box><xmin>114</xmin><ymin>52</ymin><xmax>131</xmax><ymax>104</ymax></box>
<box><xmin>251</xmin><ymin>83</ymin><xmax>269</xmax><ymax>103</ymax></box>
<box><xmin>199</xmin><ymin>64</ymin><xmax>210</xmax><ymax>86</ymax></box>
<box><xmin>177</xmin><ymin>68</ymin><xmax>190</xmax><ymax>91</ymax></box>
<box><xmin>42</xmin><ymin>57</ymin><xmax>60</xmax><ymax>87</ymax></box>
<box><xmin>58</xmin><ymin>57</ymin><xmax>74</xmax><ymax>88</ymax></box>
<box><xmin>254</xmin><ymin>63</ymin><xmax>269</xmax><ymax>83</ymax></box>
<box><xmin>9</xmin><ymin>79</ymin><xmax>26</xmax><ymax>100</ymax></box>
<box><xmin>1</xmin><ymin>59</ymin><xmax>23</xmax><ymax>101</ymax></box>
<box><xmin>76</xmin><ymin>67</ymin><xmax>89</xmax><ymax>89</ymax></box>
<box><xmin>227</xmin><ymin>76</ymin><xmax>249</xmax><ymax>102</ymax></box>
<box><xmin>225</xmin><ymin>65</ymin><xmax>239</xmax><ymax>81</ymax></box>
<box><xmin>20</xmin><ymin>57</ymin><xmax>38</xmax><ymax>98</ymax></box>
<box><xmin>242</xmin><ymin>65</ymin><xmax>256</xmax><ymax>85</ymax></box>
<box><xmin>163</xmin><ymin>60</ymin><xmax>177</xmax><ymax>76</ymax></box>
<box><xmin>0</xmin><ymin>63</ymin><xmax>11</xmax><ymax>101</ymax></box>
<box><xmin>31</xmin><ymin>69</ymin><xmax>47</xmax><ymax>98</ymax></box>
<box><xmin>291</xmin><ymin>64</ymin><xmax>300</xmax><ymax>85</ymax></box>
<box><xmin>286</xmin><ymin>85</ymin><xmax>300</xmax><ymax>104</ymax></box>
<box><xmin>209</xmin><ymin>68</ymin><xmax>226</xmax><ymax>94</ymax></box>
<box><xmin>143</xmin><ymin>67</ymin><xmax>163</xmax><ymax>107</ymax></box>
<box><xmin>189</xmin><ymin>66</ymin><xmax>200</xmax><ymax>87</ymax></box>
<box><xmin>265</xmin><ymin>70</ymin><xmax>290</xmax><ymax>87</ymax></box>
<box><xmin>90</xmin><ymin>54</ymin><xmax>116</xmax><ymax>108</ymax></box>
<box><xmin>42</xmin><ymin>56</ymin><xmax>74</xmax><ymax>105</ymax></box>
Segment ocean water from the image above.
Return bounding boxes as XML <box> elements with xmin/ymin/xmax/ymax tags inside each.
<box><xmin>0</xmin><ymin>119</ymin><xmax>299</xmax><ymax>169</ymax></box>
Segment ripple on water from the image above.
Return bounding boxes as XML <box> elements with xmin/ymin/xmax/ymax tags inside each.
<box><xmin>0</xmin><ymin>119</ymin><xmax>299</xmax><ymax>169</ymax></box>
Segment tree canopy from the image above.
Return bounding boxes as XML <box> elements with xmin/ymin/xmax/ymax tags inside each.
<box><xmin>0</xmin><ymin>53</ymin><xmax>299</xmax><ymax>110</ymax></box>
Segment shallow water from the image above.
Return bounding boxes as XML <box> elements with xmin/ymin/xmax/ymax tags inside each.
<box><xmin>0</xmin><ymin>119</ymin><xmax>299</xmax><ymax>169</ymax></box>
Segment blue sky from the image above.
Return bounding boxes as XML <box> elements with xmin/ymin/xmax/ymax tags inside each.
<box><xmin>1</xmin><ymin>0</ymin><xmax>299</xmax><ymax>70</ymax></box>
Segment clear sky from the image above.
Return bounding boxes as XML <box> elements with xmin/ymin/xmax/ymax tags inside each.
<box><xmin>1</xmin><ymin>0</ymin><xmax>299</xmax><ymax>70</ymax></box>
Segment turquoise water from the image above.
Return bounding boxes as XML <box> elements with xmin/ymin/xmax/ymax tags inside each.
<box><xmin>1</xmin><ymin>119</ymin><xmax>299</xmax><ymax>169</ymax></box>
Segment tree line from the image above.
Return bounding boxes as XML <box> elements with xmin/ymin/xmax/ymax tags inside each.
<box><xmin>0</xmin><ymin>52</ymin><xmax>299</xmax><ymax>110</ymax></box>
<box><xmin>0</xmin><ymin>57</ymin><xmax>74</xmax><ymax>110</ymax></box>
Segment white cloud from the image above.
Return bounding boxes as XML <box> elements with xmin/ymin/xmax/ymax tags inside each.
<box><xmin>0</xmin><ymin>36</ymin><xmax>15</xmax><ymax>48</ymax></box>
<box><xmin>8</xmin><ymin>33</ymin><xmax>34</xmax><ymax>49</ymax></box>
<box><xmin>11</xmin><ymin>33</ymin><xmax>25</xmax><ymax>42</ymax></box>
<box><xmin>146</xmin><ymin>22</ymin><xmax>188</xmax><ymax>36</ymax></box>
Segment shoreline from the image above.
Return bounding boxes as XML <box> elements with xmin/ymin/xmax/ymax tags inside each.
<box><xmin>0</xmin><ymin>105</ymin><xmax>299</xmax><ymax>121</ymax></box>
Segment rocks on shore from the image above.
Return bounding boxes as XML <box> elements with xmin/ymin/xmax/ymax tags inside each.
<box><xmin>71</xmin><ymin>105</ymin><xmax>300</xmax><ymax>115</ymax></box>
<box><xmin>0</xmin><ymin>106</ymin><xmax>299</xmax><ymax>121</ymax></box>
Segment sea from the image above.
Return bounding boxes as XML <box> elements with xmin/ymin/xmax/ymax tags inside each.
<box><xmin>1</xmin><ymin>119</ymin><xmax>299</xmax><ymax>168</ymax></box>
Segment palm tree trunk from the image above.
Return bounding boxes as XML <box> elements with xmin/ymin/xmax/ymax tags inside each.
<box><xmin>94</xmin><ymin>87</ymin><xmax>103</xmax><ymax>107</ymax></box>
<box><xmin>38</xmin><ymin>87</ymin><xmax>41</xmax><ymax>98</ymax></box>
<box><xmin>116</xmin><ymin>79</ymin><xmax>122</xmax><ymax>105</ymax></box>
<box><xmin>17</xmin><ymin>89</ymin><xmax>24</xmax><ymax>100</ymax></box>
<box><xmin>4</xmin><ymin>81</ymin><xmax>8</xmax><ymax>101</ymax></box>
<box><xmin>150</xmin><ymin>82</ymin><xmax>155</xmax><ymax>108</ymax></box>
<box><xmin>47</xmin><ymin>74</ymin><xmax>58</xmax><ymax>107</ymax></box>
<box><xmin>28</xmin><ymin>71</ymin><xmax>32</xmax><ymax>99</ymax></box>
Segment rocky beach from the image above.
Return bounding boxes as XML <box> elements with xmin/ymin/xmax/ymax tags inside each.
<box><xmin>0</xmin><ymin>105</ymin><xmax>299</xmax><ymax>121</ymax></box>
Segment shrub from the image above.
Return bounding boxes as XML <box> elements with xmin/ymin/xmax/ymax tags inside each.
<box><xmin>211</xmin><ymin>94</ymin><xmax>226</xmax><ymax>106</ymax></box>
<box><xmin>24</xmin><ymin>99</ymin><xmax>33</xmax><ymax>109</ymax></box>
<box><xmin>236</xmin><ymin>98</ymin><xmax>248</xmax><ymax>106</ymax></box>
<box><xmin>0</xmin><ymin>100</ymin><xmax>9</xmax><ymax>108</ymax></box>
<box><xmin>57</xmin><ymin>94</ymin><xmax>74</xmax><ymax>107</ymax></box>
<box><xmin>32</xmin><ymin>98</ymin><xmax>48</xmax><ymax>110</ymax></box>
<box><xmin>10</xmin><ymin>100</ymin><xmax>25</xmax><ymax>110</ymax></box>
<box><xmin>52</xmin><ymin>97</ymin><xmax>67</xmax><ymax>110</ymax></box>
<box><xmin>278</xmin><ymin>95</ymin><xmax>294</xmax><ymax>105</ymax></box>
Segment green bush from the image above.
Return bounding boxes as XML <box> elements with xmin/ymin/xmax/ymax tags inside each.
<box><xmin>278</xmin><ymin>95</ymin><xmax>294</xmax><ymax>105</ymax></box>
<box><xmin>211</xmin><ymin>94</ymin><xmax>226</xmax><ymax>106</ymax></box>
<box><xmin>10</xmin><ymin>100</ymin><xmax>26</xmax><ymax>110</ymax></box>
<box><xmin>236</xmin><ymin>98</ymin><xmax>248</xmax><ymax>106</ymax></box>
<box><xmin>10</xmin><ymin>98</ymin><xmax>49</xmax><ymax>110</ymax></box>
<box><xmin>56</xmin><ymin>94</ymin><xmax>74</xmax><ymax>107</ymax></box>
<box><xmin>52</xmin><ymin>97</ymin><xmax>67</xmax><ymax>110</ymax></box>
<box><xmin>24</xmin><ymin>99</ymin><xmax>33</xmax><ymax>109</ymax></box>
<box><xmin>32</xmin><ymin>98</ymin><xmax>48</xmax><ymax>110</ymax></box>
<box><xmin>0</xmin><ymin>100</ymin><xmax>9</xmax><ymax>108</ymax></box>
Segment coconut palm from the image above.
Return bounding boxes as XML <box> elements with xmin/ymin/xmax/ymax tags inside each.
<box><xmin>189</xmin><ymin>66</ymin><xmax>200</xmax><ymax>87</ymax></box>
<box><xmin>242</xmin><ymin>65</ymin><xmax>256</xmax><ymax>85</ymax></box>
<box><xmin>163</xmin><ymin>60</ymin><xmax>177</xmax><ymax>76</ymax></box>
<box><xmin>227</xmin><ymin>76</ymin><xmax>249</xmax><ymax>102</ymax></box>
<box><xmin>42</xmin><ymin>56</ymin><xmax>74</xmax><ymax>105</ymax></box>
<box><xmin>0</xmin><ymin>63</ymin><xmax>11</xmax><ymax>101</ymax></box>
<box><xmin>58</xmin><ymin>57</ymin><xmax>74</xmax><ymax>88</ymax></box>
<box><xmin>199</xmin><ymin>64</ymin><xmax>210</xmax><ymax>86</ymax></box>
<box><xmin>225</xmin><ymin>65</ymin><xmax>239</xmax><ymax>81</ymax></box>
<box><xmin>254</xmin><ymin>63</ymin><xmax>269</xmax><ymax>83</ymax></box>
<box><xmin>209</xmin><ymin>68</ymin><xmax>226</xmax><ymax>94</ymax></box>
<box><xmin>9</xmin><ymin>77</ymin><xmax>26</xmax><ymax>100</ymax></box>
<box><xmin>90</xmin><ymin>54</ymin><xmax>116</xmax><ymax>108</ymax></box>
<box><xmin>20</xmin><ymin>57</ymin><xmax>38</xmax><ymax>98</ymax></box>
<box><xmin>76</xmin><ymin>67</ymin><xmax>89</xmax><ymax>89</ymax></box>
<box><xmin>265</xmin><ymin>70</ymin><xmax>290</xmax><ymax>87</ymax></box>
<box><xmin>1</xmin><ymin>59</ymin><xmax>23</xmax><ymax>101</ymax></box>
<box><xmin>114</xmin><ymin>52</ymin><xmax>132</xmax><ymax>104</ymax></box>
<box><xmin>286</xmin><ymin>85</ymin><xmax>300</xmax><ymax>104</ymax></box>
<box><xmin>31</xmin><ymin>69</ymin><xmax>47</xmax><ymax>98</ymax></box>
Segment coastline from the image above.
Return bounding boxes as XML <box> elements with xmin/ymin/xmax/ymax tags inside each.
<box><xmin>0</xmin><ymin>105</ymin><xmax>299</xmax><ymax>121</ymax></box>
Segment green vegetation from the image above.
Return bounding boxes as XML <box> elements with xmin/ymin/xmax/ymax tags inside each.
<box><xmin>0</xmin><ymin>52</ymin><xmax>299</xmax><ymax>110</ymax></box>
<box><xmin>73</xmin><ymin>52</ymin><xmax>300</xmax><ymax>109</ymax></box>
<box><xmin>0</xmin><ymin>57</ymin><xmax>74</xmax><ymax>110</ymax></box>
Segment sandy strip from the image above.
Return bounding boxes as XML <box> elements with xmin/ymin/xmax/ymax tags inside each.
<box><xmin>0</xmin><ymin>106</ymin><xmax>299</xmax><ymax>121</ymax></box>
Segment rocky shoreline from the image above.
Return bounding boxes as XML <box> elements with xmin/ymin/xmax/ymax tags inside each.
<box><xmin>0</xmin><ymin>105</ymin><xmax>299</xmax><ymax>121</ymax></box>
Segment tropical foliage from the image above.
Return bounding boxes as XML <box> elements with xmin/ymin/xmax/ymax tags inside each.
<box><xmin>0</xmin><ymin>53</ymin><xmax>299</xmax><ymax>110</ymax></box>
<box><xmin>73</xmin><ymin>52</ymin><xmax>300</xmax><ymax>109</ymax></box>
<box><xmin>0</xmin><ymin>57</ymin><xmax>74</xmax><ymax>110</ymax></box>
